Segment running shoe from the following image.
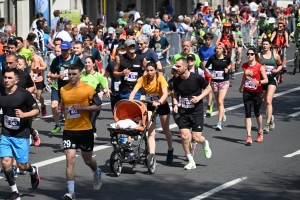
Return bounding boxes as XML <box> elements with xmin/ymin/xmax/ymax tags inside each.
<box><xmin>41</xmin><ymin>106</ymin><xmax>46</xmax><ymax>116</ymax></box>
<box><xmin>59</xmin><ymin>113</ymin><xmax>65</xmax><ymax>121</ymax></box>
<box><xmin>190</xmin><ymin>142</ymin><xmax>197</xmax><ymax>157</ymax></box>
<box><xmin>93</xmin><ymin>168</ymin><xmax>102</xmax><ymax>190</ymax></box>
<box><xmin>270</xmin><ymin>115</ymin><xmax>275</xmax><ymax>131</ymax></box>
<box><xmin>246</xmin><ymin>136</ymin><xmax>252</xmax><ymax>146</ymax></box>
<box><xmin>30</xmin><ymin>166</ymin><xmax>40</xmax><ymax>189</ymax></box>
<box><xmin>184</xmin><ymin>161</ymin><xmax>196</xmax><ymax>170</ymax></box>
<box><xmin>51</xmin><ymin>125</ymin><xmax>61</xmax><ymax>134</ymax></box>
<box><xmin>215</xmin><ymin>124</ymin><xmax>222</xmax><ymax>131</ymax></box>
<box><xmin>19</xmin><ymin>170</ymin><xmax>26</xmax><ymax>175</ymax></box>
<box><xmin>63</xmin><ymin>193</ymin><xmax>76</xmax><ymax>200</ymax></box>
<box><xmin>257</xmin><ymin>131</ymin><xmax>263</xmax><ymax>143</ymax></box>
<box><xmin>203</xmin><ymin>141</ymin><xmax>212</xmax><ymax>158</ymax></box>
<box><xmin>166</xmin><ymin>148</ymin><xmax>174</xmax><ymax>164</ymax></box>
<box><xmin>7</xmin><ymin>191</ymin><xmax>20</xmax><ymax>200</ymax></box>
<box><xmin>206</xmin><ymin>103</ymin><xmax>213</xmax><ymax>118</ymax></box>
<box><xmin>33</xmin><ymin>130</ymin><xmax>41</xmax><ymax>147</ymax></box>
<box><xmin>263</xmin><ymin>123</ymin><xmax>270</xmax><ymax>134</ymax></box>
<box><xmin>12</xmin><ymin>165</ymin><xmax>17</xmax><ymax>178</ymax></box>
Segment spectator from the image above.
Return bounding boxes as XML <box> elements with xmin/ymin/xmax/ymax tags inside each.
<box><xmin>167</xmin><ymin>15</ymin><xmax>176</xmax><ymax>32</ymax></box>
<box><xmin>159</xmin><ymin>7</ymin><xmax>167</xmax><ymax>19</ymax></box>
<box><xmin>54</xmin><ymin>23</ymin><xmax>73</xmax><ymax>43</ymax></box>
<box><xmin>5</xmin><ymin>25</ymin><xmax>12</xmax><ymax>37</ymax></box>
<box><xmin>96</xmin><ymin>18</ymin><xmax>105</xmax><ymax>29</ymax></box>
<box><xmin>71</xmin><ymin>27</ymin><xmax>80</xmax><ymax>41</ymax></box>
<box><xmin>0</xmin><ymin>18</ymin><xmax>5</xmax><ymax>32</ymax></box>
<box><xmin>119</xmin><ymin>13</ymin><xmax>129</xmax><ymax>25</ymax></box>
<box><xmin>181</xmin><ymin>17</ymin><xmax>193</xmax><ymax>32</ymax></box>
<box><xmin>160</xmin><ymin>14</ymin><xmax>171</xmax><ymax>33</ymax></box>
<box><xmin>78</xmin><ymin>27</ymin><xmax>89</xmax><ymax>42</ymax></box>
<box><xmin>33</xmin><ymin>20</ymin><xmax>45</xmax><ymax>51</ymax></box>
<box><xmin>30</xmin><ymin>12</ymin><xmax>44</xmax><ymax>32</ymax></box>
<box><xmin>225</xmin><ymin>1</ymin><xmax>232</xmax><ymax>14</ymax></box>
<box><xmin>118</xmin><ymin>11</ymin><xmax>124</xmax><ymax>23</ymax></box>
<box><xmin>23</xmin><ymin>32</ymin><xmax>36</xmax><ymax>49</ymax></box>
<box><xmin>7</xmin><ymin>23</ymin><xmax>16</xmax><ymax>36</ymax></box>
<box><xmin>194</xmin><ymin>3</ymin><xmax>203</xmax><ymax>16</ymax></box>
<box><xmin>43</xmin><ymin>26</ymin><xmax>54</xmax><ymax>50</ymax></box>
<box><xmin>127</xmin><ymin>14</ymin><xmax>135</xmax><ymax>24</ymax></box>
<box><xmin>0</xmin><ymin>32</ymin><xmax>7</xmax><ymax>54</ymax></box>
<box><xmin>165</xmin><ymin>0</ymin><xmax>174</xmax><ymax>15</ymax></box>
<box><xmin>77</xmin><ymin>15</ymin><xmax>90</xmax><ymax>32</ymax></box>
<box><xmin>249</xmin><ymin>0</ymin><xmax>259</xmax><ymax>18</ymax></box>
<box><xmin>142</xmin><ymin>18</ymin><xmax>152</xmax><ymax>36</ymax></box>
<box><xmin>140</xmin><ymin>12</ymin><xmax>146</xmax><ymax>22</ymax></box>
<box><xmin>51</xmin><ymin>10</ymin><xmax>60</xmax><ymax>31</ymax></box>
<box><xmin>128</xmin><ymin>3</ymin><xmax>141</xmax><ymax>21</ymax></box>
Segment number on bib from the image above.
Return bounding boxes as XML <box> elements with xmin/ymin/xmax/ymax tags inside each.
<box><xmin>245</xmin><ymin>79</ymin><xmax>257</xmax><ymax>89</ymax></box>
<box><xmin>148</xmin><ymin>93</ymin><xmax>160</xmax><ymax>101</ymax></box>
<box><xmin>65</xmin><ymin>106</ymin><xmax>81</xmax><ymax>119</ymax></box>
<box><xmin>213</xmin><ymin>71</ymin><xmax>224</xmax><ymax>80</ymax></box>
<box><xmin>180</xmin><ymin>98</ymin><xmax>195</xmax><ymax>108</ymax></box>
<box><xmin>4</xmin><ymin>115</ymin><xmax>20</xmax><ymax>130</ymax></box>
<box><xmin>63</xmin><ymin>140</ymin><xmax>71</xmax><ymax>148</ymax></box>
<box><xmin>264</xmin><ymin>65</ymin><xmax>274</xmax><ymax>75</ymax></box>
<box><xmin>125</xmin><ymin>72</ymin><xmax>138</xmax><ymax>82</ymax></box>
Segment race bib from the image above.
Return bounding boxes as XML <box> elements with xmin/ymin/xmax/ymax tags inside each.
<box><xmin>213</xmin><ymin>71</ymin><xmax>224</xmax><ymax>80</ymax></box>
<box><xmin>4</xmin><ymin>115</ymin><xmax>20</xmax><ymax>130</ymax></box>
<box><xmin>114</xmin><ymin>81</ymin><xmax>120</xmax><ymax>91</ymax></box>
<box><xmin>125</xmin><ymin>72</ymin><xmax>138</xmax><ymax>82</ymax></box>
<box><xmin>147</xmin><ymin>93</ymin><xmax>160</xmax><ymax>102</ymax></box>
<box><xmin>65</xmin><ymin>106</ymin><xmax>81</xmax><ymax>119</ymax></box>
<box><xmin>60</xmin><ymin>69</ymin><xmax>69</xmax><ymax>80</ymax></box>
<box><xmin>265</xmin><ymin>65</ymin><xmax>274</xmax><ymax>75</ymax></box>
<box><xmin>179</xmin><ymin>97</ymin><xmax>194</xmax><ymax>109</ymax></box>
<box><xmin>33</xmin><ymin>73</ymin><xmax>39</xmax><ymax>81</ymax></box>
<box><xmin>156</xmin><ymin>52</ymin><xmax>163</xmax><ymax>59</ymax></box>
<box><xmin>245</xmin><ymin>79</ymin><xmax>257</xmax><ymax>89</ymax></box>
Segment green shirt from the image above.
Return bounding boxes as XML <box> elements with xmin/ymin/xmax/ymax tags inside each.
<box><xmin>236</xmin><ymin>31</ymin><xmax>243</xmax><ymax>44</ymax></box>
<box><xmin>172</xmin><ymin>52</ymin><xmax>201</xmax><ymax>67</ymax></box>
<box><xmin>255</xmin><ymin>20</ymin><xmax>269</xmax><ymax>31</ymax></box>
<box><xmin>192</xmin><ymin>29</ymin><xmax>205</xmax><ymax>44</ymax></box>
<box><xmin>80</xmin><ymin>71</ymin><xmax>106</xmax><ymax>91</ymax></box>
<box><xmin>18</xmin><ymin>48</ymin><xmax>33</xmax><ymax>63</ymax></box>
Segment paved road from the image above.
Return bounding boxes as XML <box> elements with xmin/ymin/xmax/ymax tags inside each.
<box><xmin>0</xmin><ymin>45</ymin><xmax>300</xmax><ymax>200</ymax></box>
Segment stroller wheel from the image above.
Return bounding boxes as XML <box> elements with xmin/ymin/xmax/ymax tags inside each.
<box><xmin>113</xmin><ymin>160</ymin><xmax>122</xmax><ymax>177</ymax></box>
<box><xmin>110</xmin><ymin>151</ymin><xmax>118</xmax><ymax>173</ymax></box>
<box><xmin>146</xmin><ymin>154</ymin><xmax>156</xmax><ymax>174</ymax></box>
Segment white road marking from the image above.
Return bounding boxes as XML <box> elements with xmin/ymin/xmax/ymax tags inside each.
<box><xmin>287</xmin><ymin>111</ymin><xmax>300</xmax><ymax>117</ymax></box>
<box><xmin>190</xmin><ymin>177</ymin><xmax>247</xmax><ymax>200</ymax></box>
<box><xmin>284</xmin><ymin>150</ymin><xmax>300</xmax><ymax>158</ymax></box>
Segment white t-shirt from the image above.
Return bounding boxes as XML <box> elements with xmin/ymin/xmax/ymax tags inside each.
<box><xmin>77</xmin><ymin>23</ymin><xmax>87</xmax><ymax>32</ymax></box>
<box><xmin>54</xmin><ymin>30</ymin><xmax>73</xmax><ymax>42</ymax></box>
<box><xmin>30</xmin><ymin>19</ymin><xmax>38</xmax><ymax>32</ymax></box>
<box><xmin>129</xmin><ymin>10</ymin><xmax>141</xmax><ymax>21</ymax></box>
<box><xmin>249</xmin><ymin>2</ymin><xmax>258</xmax><ymax>11</ymax></box>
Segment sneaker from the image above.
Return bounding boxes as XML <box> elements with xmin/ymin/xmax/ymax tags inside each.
<box><xmin>184</xmin><ymin>161</ymin><xmax>196</xmax><ymax>170</ymax></box>
<box><xmin>29</xmin><ymin>134</ymin><xmax>32</xmax><ymax>145</ymax></box>
<box><xmin>270</xmin><ymin>115</ymin><xmax>275</xmax><ymax>131</ymax></box>
<box><xmin>206</xmin><ymin>103</ymin><xmax>213</xmax><ymax>118</ymax></box>
<box><xmin>263</xmin><ymin>123</ymin><xmax>270</xmax><ymax>134</ymax></box>
<box><xmin>63</xmin><ymin>193</ymin><xmax>76</xmax><ymax>200</ymax></box>
<box><xmin>257</xmin><ymin>132</ymin><xmax>263</xmax><ymax>143</ymax></box>
<box><xmin>222</xmin><ymin>113</ymin><xmax>226</xmax><ymax>122</ymax></box>
<box><xmin>166</xmin><ymin>148</ymin><xmax>174</xmax><ymax>164</ymax></box>
<box><xmin>59</xmin><ymin>113</ymin><xmax>65</xmax><ymax>122</ymax></box>
<box><xmin>51</xmin><ymin>125</ymin><xmax>61</xmax><ymax>134</ymax></box>
<box><xmin>7</xmin><ymin>191</ymin><xmax>20</xmax><ymax>200</ymax></box>
<box><xmin>190</xmin><ymin>142</ymin><xmax>197</xmax><ymax>157</ymax></box>
<box><xmin>30</xmin><ymin>166</ymin><xmax>40</xmax><ymax>189</ymax></box>
<box><xmin>33</xmin><ymin>130</ymin><xmax>41</xmax><ymax>147</ymax></box>
<box><xmin>41</xmin><ymin>106</ymin><xmax>46</xmax><ymax>116</ymax></box>
<box><xmin>246</xmin><ymin>136</ymin><xmax>252</xmax><ymax>146</ymax></box>
<box><xmin>203</xmin><ymin>141</ymin><xmax>212</xmax><ymax>158</ymax></box>
<box><xmin>93</xmin><ymin>168</ymin><xmax>102</xmax><ymax>190</ymax></box>
<box><xmin>12</xmin><ymin>165</ymin><xmax>18</xmax><ymax>178</ymax></box>
<box><xmin>215</xmin><ymin>124</ymin><xmax>222</xmax><ymax>131</ymax></box>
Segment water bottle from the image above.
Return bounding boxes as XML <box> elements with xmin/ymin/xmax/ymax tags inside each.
<box><xmin>119</xmin><ymin>134</ymin><xmax>127</xmax><ymax>144</ymax></box>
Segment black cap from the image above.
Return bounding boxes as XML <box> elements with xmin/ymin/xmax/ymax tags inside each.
<box><xmin>187</xmin><ymin>53</ymin><xmax>196</xmax><ymax>60</ymax></box>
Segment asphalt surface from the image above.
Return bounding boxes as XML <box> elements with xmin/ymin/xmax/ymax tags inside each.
<box><xmin>0</xmin><ymin>44</ymin><xmax>300</xmax><ymax>200</ymax></box>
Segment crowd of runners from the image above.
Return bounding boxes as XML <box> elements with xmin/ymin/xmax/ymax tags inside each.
<box><xmin>0</xmin><ymin>1</ymin><xmax>299</xmax><ymax>199</ymax></box>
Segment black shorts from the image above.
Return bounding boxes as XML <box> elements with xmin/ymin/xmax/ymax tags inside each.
<box><xmin>243</xmin><ymin>90</ymin><xmax>263</xmax><ymax>105</ymax></box>
<box><xmin>262</xmin><ymin>76</ymin><xmax>278</xmax><ymax>90</ymax></box>
<box><xmin>35</xmin><ymin>81</ymin><xmax>45</xmax><ymax>90</ymax></box>
<box><xmin>176</xmin><ymin>107</ymin><xmax>204</xmax><ymax>132</ymax></box>
<box><xmin>62</xmin><ymin>129</ymin><xmax>94</xmax><ymax>152</ymax></box>
<box><xmin>147</xmin><ymin>102</ymin><xmax>170</xmax><ymax>116</ymax></box>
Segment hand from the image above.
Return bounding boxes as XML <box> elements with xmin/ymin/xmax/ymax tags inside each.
<box><xmin>190</xmin><ymin>96</ymin><xmax>201</xmax><ymax>104</ymax></box>
<box><xmin>249</xmin><ymin>78</ymin><xmax>259</xmax><ymax>85</ymax></box>
<box><xmin>55</xmin><ymin>107</ymin><xmax>61</xmax><ymax>114</ymax></box>
<box><xmin>98</xmin><ymin>92</ymin><xmax>104</xmax><ymax>100</ymax></box>
<box><xmin>152</xmin><ymin>102</ymin><xmax>161</xmax><ymax>107</ymax></box>
<box><xmin>239</xmin><ymin>86</ymin><xmax>243</xmax><ymax>93</ymax></box>
<box><xmin>235</xmin><ymin>45</ymin><xmax>238</xmax><ymax>49</ymax></box>
<box><xmin>161</xmin><ymin>50</ymin><xmax>165</xmax><ymax>55</ymax></box>
<box><xmin>59</xmin><ymin>74</ymin><xmax>65</xmax><ymax>80</ymax></box>
<box><xmin>286</xmin><ymin>43</ymin><xmax>290</xmax><ymax>48</ymax></box>
<box><xmin>173</xmin><ymin>105</ymin><xmax>178</xmax><ymax>114</ymax></box>
<box><xmin>105</xmin><ymin>89</ymin><xmax>111</xmax><ymax>98</ymax></box>
<box><xmin>123</xmin><ymin>68</ymin><xmax>130</xmax><ymax>76</ymax></box>
<box><xmin>72</xmin><ymin>104</ymin><xmax>83</xmax><ymax>110</ymax></box>
<box><xmin>210</xmin><ymin>74</ymin><xmax>215</xmax><ymax>78</ymax></box>
<box><xmin>271</xmin><ymin>69</ymin><xmax>278</xmax><ymax>74</ymax></box>
<box><xmin>15</xmin><ymin>109</ymin><xmax>27</xmax><ymax>118</ymax></box>
<box><xmin>224</xmin><ymin>68</ymin><xmax>229</xmax><ymax>73</ymax></box>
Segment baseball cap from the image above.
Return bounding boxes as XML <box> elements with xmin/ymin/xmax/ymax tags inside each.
<box><xmin>259</xmin><ymin>13</ymin><xmax>267</xmax><ymax>18</ymax></box>
<box><xmin>60</xmin><ymin>41</ymin><xmax>72</xmax><ymax>50</ymax></box>
<box><xmin>136</xmin><ymin>20</ymin><xmax>144</xmax><ymax>25</ymax></box>
<box><xmin>119</xmin><ymin>11</ymin><xmax>124</xmax><ymax>18</ymax></box>
<box><xmin>108</xmin><ymin>27</ymin><xmax>115</xmax><ymax>34</ymax></box>
<box><xmin>187</xmin><ymin>54</ymin><xmax>196</xmax><ymax>60</ymax></box>
<box><xmin>115</xmin><ymin>28</ymin><xmax>123</xmax><ymax>35</ymax></box>
<box><xmin>231</xmin><ymin>8</ymin><xmax>236</xmax><ymax>12</ymax></box>
<box><xmin>124</xmin><ymin>39</ymin><xmax>136</xmax><ymax>46</ymax></box>
<box><xmin>216</xmin><ymin>42</ymin><xmax>225</xmax><ymax>50</ymax></box>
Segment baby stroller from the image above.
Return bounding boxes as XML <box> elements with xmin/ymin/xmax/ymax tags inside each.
<box><xmin>107</xmin><ymin>99</ymin><xmax>157</xmax><ymax>177</ymax></box>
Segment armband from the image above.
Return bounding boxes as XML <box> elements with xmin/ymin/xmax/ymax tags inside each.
<box><xmin>92</xmin><ymin>94</ymin><xmax>102</xmax><ymax>106</ymax></box>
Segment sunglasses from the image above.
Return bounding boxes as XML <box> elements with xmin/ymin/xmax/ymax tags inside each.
<box><xmin>138</xmin><ymin>43</ymin><xmax>144</xmax><ymax>46</ymax></box>
<box><xmin>246</xmin><ymin>53</ymin><xmax>255</xmax><ymax>56</ymax></box>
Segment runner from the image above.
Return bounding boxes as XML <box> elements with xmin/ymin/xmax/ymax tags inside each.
<box><xmin>239</xmin><ymin>47</ymin><xmax>268</xmax><ymax>145</ymax></box>
<box><xmin>0</xmin><ymin>68</ymin><xmax>40</xmax><ymax>200</ymax></box>
<box><xmin>56</xmin><ymin>63</ymin><xmax>102</xmax><ymax>200</ymax></box>
<box><xmin>249</xmin><ymin>13</ymin><xmax>268</xmax><ymax>39</ymax></box>
<box><xmin>259</xmin><ymin>38</ymin><xmax>282</xmax><ymax>134</ymax></box>
<box><xmin>172</xmin><ymin>58</ymin><xmax>212</xmax><ymax>170</ymax></box>
<box><xmin>113</xmin><ymin>39</ymin><xmax>147</xmax><ymax>100</ymax></box>
<box><xmin>204</xmin><ymin>42</ymin><xmax>231</xmax><ymax>131</ymax></box>
<box><xmin>129</xmin><ymin>61</ymin><xmax>173</xmax><ymax>163</ymax></box>
<box><xmin>198</xmin><ymin>33</ymin><xmax>215</xmax><ymax>118</ymax></box>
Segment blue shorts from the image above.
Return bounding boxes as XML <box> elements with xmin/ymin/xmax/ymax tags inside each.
<box><xmin>51</xmin><ymin>87</ymin><xmax>60</xmax><ymax>102</ymax></box>
<box><xmin>119</xmin><ymin>91</ymin><xmax>141</xmax><ymax>100</ymax></box>
<box><xmin>0</xmin><ymin>135</ymin><xmax>30</xmax><ymax>163</ymax></box>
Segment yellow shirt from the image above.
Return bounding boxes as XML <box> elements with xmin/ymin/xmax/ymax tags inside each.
<box><xmin>135</xmin><ymin>74</ymin><xmax>168</xmax><ymax>104</ymax></box>
<box><xmin>60</xmin><ymin>81</ymin><xmax>95</xmax><ymax>131</ymax></box>
<box><xmin>18</xmin><ymin>48</ymin><xmax>33</xmax><ymax>63</ymax></box>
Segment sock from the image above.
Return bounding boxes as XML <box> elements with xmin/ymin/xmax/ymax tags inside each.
<box><xmin>10</xmin><ymin>184</ymin><xmax>18</xmax><ymax>193</ymax></box>
<box><xmin>4</xmin><ymin>169</ymin><xmax>15</xmax><ymax>186</ymax></box>
<box><xmin>56</xmin><ymin>124</ymin><xmax>61</xmax><ymax>127</ymax></box>
<box><xmin>27</xmin><ymin>163</ymin><xmax>36</xmax><ymax>175</ymax></box>
<box><xmin>202</xmin><ymin>140</ymin><xmax>208</xmax><ymax>148</ymax></box>
<box><xmin>186</xmin><ymin>154</ymin><xmax>194</xmax><ymax>162</ymax></box>
<box><xmin>93</xmin><ymin>168</ymin><xmax>101</xmax><ymax>178</ymax></box>
<box><xmin>217</xmin><ymin>121</ymin><xmax>222</xmax><ymax>126</ymax></box>
<box><xmin>67</xmin><ymin>181</ymin><xmax>75</xmax><ymax>194</ymax></box>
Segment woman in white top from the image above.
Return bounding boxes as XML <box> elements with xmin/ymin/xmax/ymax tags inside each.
<box><xmin>212</xmin><ymin>10</ymin><xmax>222</xmax><ymax>37</ymax></box>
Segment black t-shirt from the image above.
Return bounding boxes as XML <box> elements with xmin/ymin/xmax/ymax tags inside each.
<box><xmin>205</xmin><ymin>55</ymin><xmax>231</xmax><ymax>82</ymax></box>
<box><xmin>50</xmin><ymin>54</ymin><xmax>84</xmax><ymax>90</ymax></box>
<box><xmin>0</xmin><ymin>69</ymin><xmax>34</xmax><ymax>90</ymax></box>
<box><xmin>105</xmin><ymin>60</ymin><xmax>120</xmax><ymax>93</ymax></box>
<box><xmin>104</xmin><ymin>37</ymin><xmax>119</xmax><ymax>52</ymax></box>
<box><xmin>136</xmin><ymin>49</ymin><xmax>159</xmax><ymax>63</ymax></box>
<box><xmin>149</xmin><ymin>37</ymin><xmax>170</xmax><ymax>60</ymax></box>
<box><xmin>0</xmin><ymin>87</ymin><xmax>37</xmax><ymax>138</ymax></box>
<box><xmin>173</xmin><ymin>72</ymin><xmax>208</xmax><ymax>112</ymax></box>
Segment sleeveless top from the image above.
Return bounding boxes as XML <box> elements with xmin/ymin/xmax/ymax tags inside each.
<box><xmin>260</xmin><ymin>52</ymin><xmax>278</xmax><ymax>78</ymax></box>
<box><xmin>32</xmin><ymin>54</ymin><xmax>43</xmax><ymax>82</ymax></box>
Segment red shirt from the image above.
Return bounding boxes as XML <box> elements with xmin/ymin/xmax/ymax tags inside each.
<box><xmin>242</xmin><ymin>62</ymin><xmax>263</xmax><ymax>92</ymax></box>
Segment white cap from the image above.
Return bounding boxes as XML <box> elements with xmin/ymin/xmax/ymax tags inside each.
<box><xmin>136</xmin><ymin>20</ymin><xmax>144</xmax><ymax>25</ymax></box>
<box><xmin>119</xmin><ymin>11</ymin><xmax>124</xmax><ymax>17</ymax></box>
<box><xmin>204</xmin><ymin>1</ymin><xmax>208</xmax><ymax>6</ymax></box>
<box><xmin>259</xmin><ymin>13</ymin><xmax>267</xmax><ymax>18</ymax></box>
<box><xmin>108</xmin><ymin>27</ymin><xmax>115</xmax><ymax>34</ymax></box>
<box><xmin>268</xmin><ymin>17</ymin><xmax>275</xmax><ymax>23</ymax></box>
<box><xmin>231</xmin><ymin>8</ymin><xmax>236</xmax><ymax>12</ymax></box>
